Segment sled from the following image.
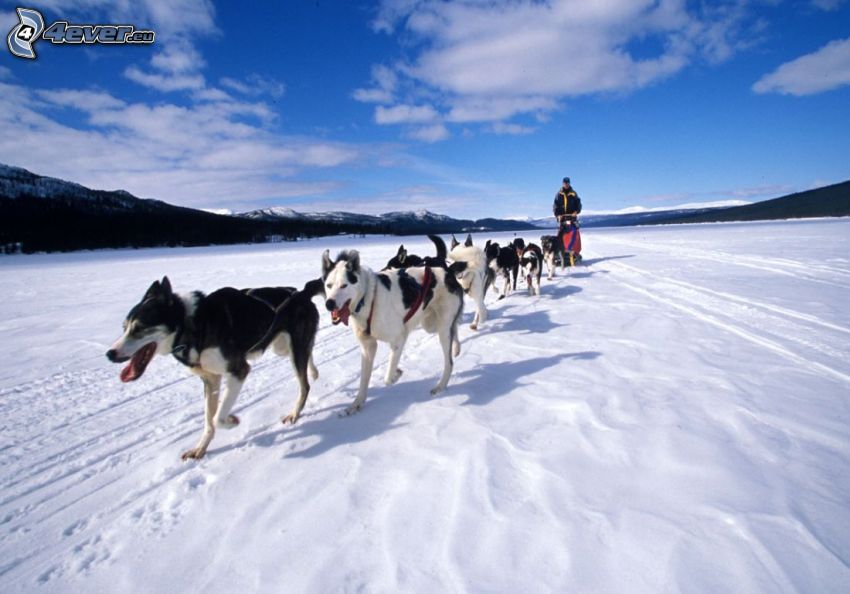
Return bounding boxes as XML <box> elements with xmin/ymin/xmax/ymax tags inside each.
<box><xmin>558</xmin><ymin>221</ymin><xmax>582</xmax><ymax>266</ymax></box>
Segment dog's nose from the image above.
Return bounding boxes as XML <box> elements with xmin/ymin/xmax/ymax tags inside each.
<box><xmin>106</xmin><ymin>349</ymin><xmax>118</xmax><ymax>362</ymax></box>
<box><xmin>325</xmin><ymin>299</ymin><xmax>336</xmax><ymax>312</ymax></box>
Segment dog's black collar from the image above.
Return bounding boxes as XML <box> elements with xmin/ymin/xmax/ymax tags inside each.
<box><xmin>353</xmin><ymin>276</ymin><xmax>378</xmax><ymax>336</ymax></box>
<box><xmin>171</xmin><ymin>324</ymin><xmax>198</xmax><ymax>368</ymax></box>
<box><xmin>354</xmin><ymin>295</ymin><xmax>367</xmax><ymax>314</ymax></box>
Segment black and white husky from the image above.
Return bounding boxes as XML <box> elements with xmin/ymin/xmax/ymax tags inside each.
<box><xmin>322</xmin><ymin>248</ymin><xmax>464</xmax><ymax>415</ymax></box>
<box><xmin>106</xmin><ymin>276</ymin><xmax>322</xmax><ymax>460</ymax></box>
<box><xmin>540</xmin><ymin>235</ymin><xmax>566</xmax><ymax>280</ymax></box>
<box><xmin>519</xmin><ymin>242</ymin><xmax>544</xmax><ymax>296</ymax></box>
<box><xmin>484</xmin><ymin>240</ymin><xmax>520</xmax><ymax>300</ymax></box>
<box><xmin>448</xmin><ymin>233</ymin><xmax>492</xmax><ymax>330</ymax></box>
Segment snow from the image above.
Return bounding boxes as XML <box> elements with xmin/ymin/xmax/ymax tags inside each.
<box><xmin>1</xmin><ymin>219</ymin><xmax>849</xmax><ymax>593</ymax></box>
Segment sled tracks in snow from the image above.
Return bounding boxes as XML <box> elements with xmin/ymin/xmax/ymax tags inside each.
<box><xmin>597</xmin><ymin>256</ymin><xmax>850</xmax><ymax>386</ymax></box>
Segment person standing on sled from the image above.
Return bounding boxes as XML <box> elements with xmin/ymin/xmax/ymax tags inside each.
<box><xmin>553</xmin><ymin>176</ymin><xmax>582</xmax><ymax>266</ymax></box>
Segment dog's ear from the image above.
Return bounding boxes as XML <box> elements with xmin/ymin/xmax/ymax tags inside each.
<box><xmin>396</xmin><ymin>244</ymin><xmax>405</xmax><ymax>256</ymax></box>
<box><xmin>160</xmin><ymin>276</ymin><xmax>173</xmax><ymax>296</ymax></box>
<box><xmin>465</xmin><ymin>234</ymin><xmax>473</xmax><ymax>247</ymax></box>
<box><xmin>144</xmin><ymin>279</ymin><xmax>161</xmax><ymax>300</ymax></box>
<box><xmin>450</xmin><ymin>235</ymin><xmax>459</xmax><ymax>249</ymax></box>
<box><xmin>346</xmin><ymin>250</ymin><xmax>361</xmax><ymax>272</ymax></box>
<box><xmin>485</xmin><ymin>239</ymin><xmax>491</xmax><ymax>249</ymax></box>
<box><xmin>322</xmin><ymin>249</ymin><xmax>333</xmax><ymax>278</ymax></box>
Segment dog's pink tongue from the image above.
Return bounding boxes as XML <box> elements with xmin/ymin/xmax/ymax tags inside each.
<box><xmin>333</xmin><ymin>306</ymin><xmax>351</xmax><ymax>326</ymax></box>
<box><xmin>120</xmin><ymin>343</ymin><xmax>156</xmax><ymax>383</ymax></box>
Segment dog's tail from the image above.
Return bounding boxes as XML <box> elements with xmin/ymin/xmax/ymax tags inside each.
<box><xmin>251</xmin><ymin>278</ymin><xmax>323</xmax><ymax>353</ymax></box>
<box><xmin>428</xmin><ymin>234</ymin><xmax>448</xmax><ymax>261</ymax></box>
<box><xmin>483</xmin><ymin>267</ymin><xmax>496</xmax><ymax>297</ymax></box>
<box><xmin>300</xmin><ymin>277</ymin><xmax>325</xmax><ymax>301</ymax></box>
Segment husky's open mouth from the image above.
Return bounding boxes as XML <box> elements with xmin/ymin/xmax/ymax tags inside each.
<box><xmin>331</xmin><ymin>299</ymin><xmax>352</xmax><ymax>326</ymax></box>
<box><xmin>120</xmin><ymin>342</ymin><xmax>157</xmax><ymax>382</ymax></box>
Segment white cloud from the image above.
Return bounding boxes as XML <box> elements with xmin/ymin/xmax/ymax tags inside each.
<box><xmin>124</xmin><ymin>66</ymin><xmax>206</xmax><ymax>92</ymax></box>
<box><xmin>375</xmin><ymin>104</ymin><xmax>439</xmax><ymax>125</ymax></box>
<box><xmin>220</xmin><ymin>74</ymin><xmax>286</xmax><ymax>99</ymax></box>
<box><xmin>0</xmin><ymin>79</ymin><xmax>363</xmax><ymax>209</ymax></box>
<box><xmin>407</xmin><ymin>124</ymin><xmax>450</xmax><ymax>143</ymax></box>
<box><xmin>36</xmin><ymin>89</ymin><xmax>127</xmax><ymax>111</ymax></box>
<box><xmin>33</xmin><ymin>0</ymin><xmax>218</xmax><ymax>38</ymax></box>
<box><xmin>446</xmin><ymin>96</ymin><xmax>558</xmax><ymax>123</ymax></box>
<box><xmin>490</xmin><ymin>122</ymin><xmax>535</xmax><ymax>136</ymax></box>
<box><xmin>150</xmin><ymin>43</ymin><xmax>206</xmax><ymax>74</ymax></box>
<box><xmin>353</xmin><ymin>64</ymin><xmax>398</xmax><ymax>104</ymax></box>
<box><xmin>365</xmin><ymin>0</ymin><xmax>769</xmax><ymax>136</ymax></box>
<box><xmin>811</xmin><ymin>0</ymin><xmax>846</xmax><ymax>10</ymax></box>
<box><xmin>0</xmin><ymin>66</ymin><xmax>12</xmax><ymax>80</ymax></box>
<box><xmin>753</xmin><ymin>37</ymin><xmax>850</xmax><ymax>95</ymax></box>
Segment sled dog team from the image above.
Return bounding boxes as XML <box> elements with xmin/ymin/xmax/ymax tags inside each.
<box><xmin>106</xmin><ymin>234</ymin><xmax>576</xmax><ymax>460</ymax></box>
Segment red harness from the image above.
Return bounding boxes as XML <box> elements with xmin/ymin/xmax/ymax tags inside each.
<box><xmin>403</xmin><ymin>266</ymin><xmax>433</xmax><ymax>324</ymax></box>
<box><xmin>364</xmin><ymin>266</ymin><xmax>433</xmax><ymax>336</ymax></box>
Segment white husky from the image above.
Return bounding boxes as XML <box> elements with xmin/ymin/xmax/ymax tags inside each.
<box><xmin>448</xmin><ymin>234</ymin><xmax>491</xmax><ymax>330</ymax></box>
<box><xmin>322</xmin><ymin>249</ymin><xmax>464</xmax><ymax>415</ymax></box>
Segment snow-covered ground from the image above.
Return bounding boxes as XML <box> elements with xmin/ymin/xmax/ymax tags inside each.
<box><xmin>1</xmin><ymin>219</ymin><xmax>849</xmax><ymax>593</ymax></box>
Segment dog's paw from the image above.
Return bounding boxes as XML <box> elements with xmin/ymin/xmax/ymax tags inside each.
<box><xmin>470</xmin><ymin>323</ymin><xmax>478</xmax><ymax>331</ymax></box>
<box><xmin>385</xmin><ymin>367</ymin><xmax>403</xmax><ymax>385</ymax></box>
<box><xmin>281</xmin><ymin>411</ymin><xmax>300</xmax><ymax>425</ymax></box>
<box><xmin>180</xmin><ymin>447</ymin><xmax>206</xmax><ymax>461</ymax></box>
<box><xmin>497</xmin><ymin>295</ymin><xmax>506</xmax><ymax>301</ymax></box>
<box><xmin>340</xmin><ymin>403</ymin><xmax>363</xmax><ymax>417</ymax></box>
<box><xmin>216</xmin><ymin>414</ymin><xmax>240</xmax><ymax>429</ymax></box>
<box><xmin>430</xmin><ymin>385</ymin><xmax>446</xmax><ymax>396</ymax></box>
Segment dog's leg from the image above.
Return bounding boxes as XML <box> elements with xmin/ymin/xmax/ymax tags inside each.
<box><xmin>499</xmin><ymin>273</ymin><xmax>510</xmax><ymax>300</ymax></box>
<box><xmin>181</xmin><ymin>375</ymin><xmax>221</xmax><ymax>460</ymax></box>
<box><xmin>283</xmin><ymin>350</ymin><xmax>311</xmax><ymax>425</ymax></box>
<box><xmin>511</xmin><ymin>264</ymin><xmax>519</xmax><ymax>291</ymax></box>
<box><xmin>471</xmin><ymin>277</ymin><xmax>486</xmax><ymax>330</ymax></box>
<box><xmin>431</xmin><ymin>326</ymin><xmax>454</xmax><ymax>395</ymax></box>
<box><xmin>384</xmin><ymin>334</ymin><xmax>407</xmax><ymax>386</ymax></box>
<box><xmin>344</xmin><ymin>336</ymin><xmax>378</xmax><ymax>415</ymax></box>
<box><xmin>452</xmin><ymin>298</ymin><xmax>463</xmax><ymax>358</ymax></box>
<box><xmin>308</xmin><ymin>356</ymin><xmax>319</xmax><ymax>381</ymax></box>
<box><xmin>215</xmin><ymin>369</ymin><xmax>247</xmax><ymax>428</ymax></box>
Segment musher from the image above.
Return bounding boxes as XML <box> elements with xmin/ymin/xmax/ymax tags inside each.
<box><xmin>553</xmin><ymin>176</ymin><xmax>582</xmax><ymax>266</ymax></box>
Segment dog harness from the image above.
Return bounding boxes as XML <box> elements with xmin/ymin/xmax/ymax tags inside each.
<box><xmin>403</xmin><ymin>266</ymin><xmax>433</xmax><ymax>324</ymax></box>
<box><xmin>355</xmin><ymin>267</ymin><xmax>433</xmax><ymax>337</ymax></box>
<box><xmin>171</xmin><ymin>323</ymin><xmax>200</xmax><ymax>368</ymax></box>
<box><xmin>354</xmin><ymin>282</ymin><xmax>378</xmax><ymax>336</ymax></box>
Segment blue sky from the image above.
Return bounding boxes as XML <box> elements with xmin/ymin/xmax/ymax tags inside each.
<box><xmin>1</xmin><ymin>0</ymin><xmax>849</xmax><ymax>219</ymax></box>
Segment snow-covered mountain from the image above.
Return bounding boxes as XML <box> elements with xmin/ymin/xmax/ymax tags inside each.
<box><xmin>240</xmin><ymin>206</ymin><xmax>463</xmax><ymax>228</ymax></box>
<box><xmin>0</xmin><ymin>163</ymin><xmax>535</xmax><ymax>252</ymax></box>
<box><xmin>0</xmin><ymin>163</ymin><xmax>149</xmax><ymax>209</ymax></box>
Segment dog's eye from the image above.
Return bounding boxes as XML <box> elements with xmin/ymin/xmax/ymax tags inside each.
<box><xmin>340</xmin><ymin>283</ymin><xmax>348</xmax><ymax>289</ymax></box>
<box><xmin>326</xmin><ymin>283</ymin><xmax>333</xmax><ymax>289</ymax></box>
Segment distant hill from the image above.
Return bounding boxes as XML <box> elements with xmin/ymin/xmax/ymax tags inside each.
<box><xmin>524</xmin><ymin>183</ymin><xmax>850</xmax><ymax>229</ymax></box>
<box><xmin>523</xmin><ymin>202</ymin><xmax>753</xmax><ymax>229</ymax></box>
<box><xmin>0</xmin><ymin>164</ymin><xmax>535</xmax><ymax>253</ymax></box>
<box><xmin>656</xmin><ymin>181</ymin><xmax>850</xmax><ymax>225</ymax></box>
<box><xmin>239</xmin><ymin>206</ymin><xmax>534</xmax><ymax>235</ymax></box>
